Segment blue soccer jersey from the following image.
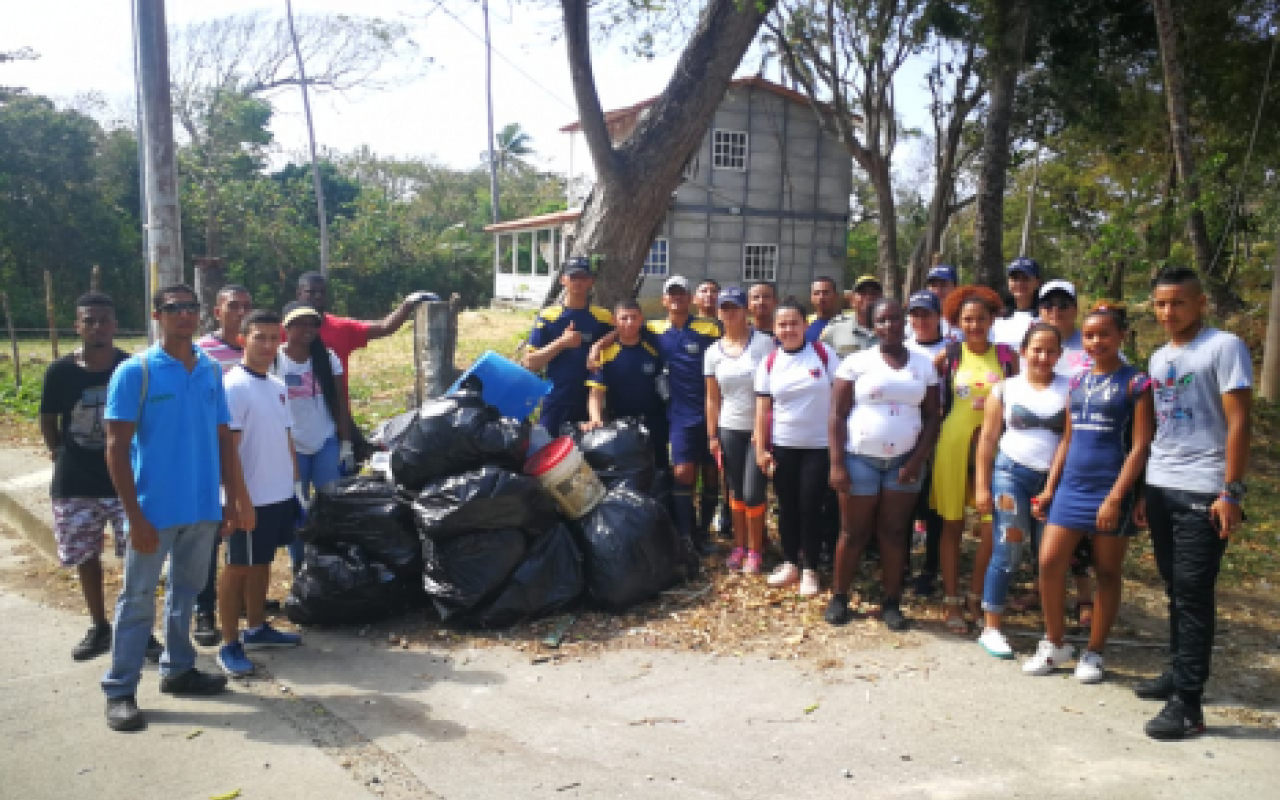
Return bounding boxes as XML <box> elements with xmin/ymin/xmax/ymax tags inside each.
<box><xmin>645</xmin><ymin>316</ymin><xmax>721</xmax><ymax>426</ymax></box>
<box><xmin>529</xmin><ymin>303</ymin><xmax>614</xmax><ymax>413</ymax></box>
<box><xmin>586</xmin><ymin>340</ymin><xmax>665</xmax><ymax>421</ymax></box>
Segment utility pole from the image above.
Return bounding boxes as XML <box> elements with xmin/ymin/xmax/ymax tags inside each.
<box><xmin>133</xmin><ymin>0</ymin><xmax>185</xmax><ymax>323</ymax></box>
<box><xmin>483</xmin><ymin>0</ymin><xmax>501</xmax><ymax>224</ymax></box>
<box><xmin>286</xmin><ymin>0</ymin><xmax>330</xmax><ymax>275</ymax></box>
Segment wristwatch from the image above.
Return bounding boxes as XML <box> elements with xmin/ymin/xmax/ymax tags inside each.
<box><xmin>1225</xmin><ymin>481</ymin><xmax>1247</xmax><ymax>500</ymax></box>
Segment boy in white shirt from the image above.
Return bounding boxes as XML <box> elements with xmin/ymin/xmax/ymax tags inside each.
<box><xmin>216</xmin><ymin>310</ymin><xmax>303</xmax><ymax>677</ymax></box>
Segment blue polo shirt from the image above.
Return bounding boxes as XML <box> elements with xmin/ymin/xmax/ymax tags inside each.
<box><xmin>586</xmin><ymin>340</ymin><xmax>666</xmax><ymax>423</ymax></box>
<box><xmin>645</xmin><ymin>316</ymin><xmax>721</xmax><ymax>425</ymax></box>
<box><xmin>105</xmin><ymin>344</ymin><xmax>230</xmax><ymax>530</ymax></box>
<box><xmin>529</xmin><ymin>303</ymin><xmax>614</xmax><ymax>411</ymax></box>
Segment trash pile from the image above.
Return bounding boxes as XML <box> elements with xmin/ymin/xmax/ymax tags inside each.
<box><xmin>287</xmin><ymin>381</ymin><xmax>693</xmax><ymax>629</ymax></box>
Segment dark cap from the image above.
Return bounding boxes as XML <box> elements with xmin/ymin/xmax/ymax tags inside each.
<box><xmin>562</xmin><ymin>256</ymin><xmax>594</xmax><ymax>277</ymax></box>
<box><xmin>854</xmin><ymin>274</ymin><xmax>883</xmax><ymax>292</ymax></box>
<box><xmin>907</xmin><ymin>290</ymin><xmax>941</xmax><ymax>315</ymax></box>
<box><xmin>926</xmin><ymin>265</ymin><xmax>958</xmax><ymax>285</ymax></box>
<box><xmin>1007</xmin><ymin>256</ymin><xmax>1040</xmax><ymax>278</ymax></box>
<box><xmin>717</xmin><ymin>286</ymin><xmax>747</xmax><ymax>308</ymax></box>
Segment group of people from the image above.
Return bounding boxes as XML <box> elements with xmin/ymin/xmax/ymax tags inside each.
<box><xmin>39</xmin><ymin>274</ymin><xmax>433</xmax><ymax>732</ymax></box>
<box><xmin>533</xmin><ymin>256</ymin><xmax>1251</xmax><ymax>742</ymax></box>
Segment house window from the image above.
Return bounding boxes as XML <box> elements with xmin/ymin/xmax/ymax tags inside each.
<box><xmin>742</xmin><ymin>244</ymin><xmax>778</xmax><ymax>282</ymax></box>
<box><xmin>643</xmin><ymin>238</ymin><xmax>670</xmax><ymax>277</ymax></box>
<box><xmin>712</xmin><ymin>130</ymin><xmax>748</xmax><ymax>170</ymax></box>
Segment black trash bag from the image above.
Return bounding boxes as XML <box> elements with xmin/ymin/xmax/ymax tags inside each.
<box><xmin>572</xmin><ymin>419</ymin><xmax>656</xmax><ymax>493</ymax></box>
<box><xmin>299</xmin><ymin>476</ymin><xmax>420</xmax><ymax>577</ymax></box>
<box><xmin>370</xmin><ymin>409</ymin><xmax>418</xmax><ymax>451</ymax></box>
<box><xmin>411</xmin><ymin>467</ymin><xmax>557</xmax><ymax>540</ymax></box>
<box><xmin>578</xmin><ymin>486</ymin><xmax>685</xmax><ymax>612</ymax></box>
<box><xmin>465</xmin><ymin>522</ymin><xmax>584</xmax><ymax>628</ymax></box>
<box><xmin>421</xmin><ymin>529</ymin><xmax>527</xmax><ymax>621</ymax></box>
<box><xmin>391</xmin><ymin>389</ymin><xmax>531</xmax><ymax>491</ymax></box>
<box><xmin>649</xmin><ymin>468</ymin><xmax>674</xmax><ymax>515</ymax></box>
<box><xmin>285</xmin><ymin>544</ymin><xmax>413</xmax><ymax>626</ymax></box>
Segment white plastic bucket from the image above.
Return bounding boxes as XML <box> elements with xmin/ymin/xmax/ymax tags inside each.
<box><xmin>524</xmin><ymin>436</ymin><xmax>606</xmax><ymax>519</ymax></box>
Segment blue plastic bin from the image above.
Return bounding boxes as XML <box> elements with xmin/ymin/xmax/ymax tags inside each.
<box><xmin>448</xmin><ymin>350</ymin><xmax>551</xmax><ymax>421</ymax></box>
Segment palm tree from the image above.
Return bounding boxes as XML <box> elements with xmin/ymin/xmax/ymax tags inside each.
<box><xmin>494</xmin><ymin>123</ymin><xmax>535</xmax><ymax>173</ymax></box>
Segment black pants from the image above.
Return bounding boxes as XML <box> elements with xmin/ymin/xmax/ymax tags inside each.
<box><xmin>772</xmin><ymin>446</ymin><xmax>828</xmax><ymax>570</ymax></box>
<box><xmin>194</xmin><ymin>536</ymin><xmax>220</xmax><ymax>617</ymax></box>
<box><xmin>718</xmin><ymin>427</ymin><xmax>767</xmax><ymax>507</ymax></box>
<box><xmin>915</xmin><ymin>470</ymin><xmax>943</xmax><ymax>574</ymax></box>
<box><xmin>1145</xmin><ymin>484</ymin><xmax>1229</xmax><ymax>694</ymax></box>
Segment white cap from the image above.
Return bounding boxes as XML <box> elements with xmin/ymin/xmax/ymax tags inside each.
<box><xmin>663</xmin><ymin>276</ymin><xmax>690</xmax><ymax>294</ymax></box>
<box><xmin>1039</xmin><ymin>279</ymin><xmax>1076</xmax><ymax>300</ymax></box>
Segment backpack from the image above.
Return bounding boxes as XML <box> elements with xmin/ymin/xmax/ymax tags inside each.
<box><xmin>761</xmin><ymin>341</ymin><xmax>834</xmax><ymax>452</ymax></box>
<box><xmin>939</xmin><ymin>341</ymin><xmax>1017</xmax><ymax>419</ymax></box>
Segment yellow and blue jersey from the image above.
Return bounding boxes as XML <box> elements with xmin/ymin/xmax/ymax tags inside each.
<box><xmin>805</xmin><ymin>313</ymin><xmax>835</xmax><ymax>344</ymax></box>
<box><xmin>644</xmin><ymin>316</ymin><xmax>721</xmax><ymax>425</ymax></box>
<box><xmin>586</xmin><ymin>340</ymin><xmax>666</xmax><ymax>422</ymax></box>
<box><xmin>529</xmin><ymin>303</ymin><xmax>614</xmax><ymax>410</ymax></box>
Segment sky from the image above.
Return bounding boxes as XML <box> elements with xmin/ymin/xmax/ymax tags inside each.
<box><xmin>4</xmin><ymin>0</ymin><xmax>934</xmax><ymax>184</ymax></box>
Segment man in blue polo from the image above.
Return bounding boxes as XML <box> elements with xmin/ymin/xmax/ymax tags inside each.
<box><xmin>101</xmin><ymin>283</ymin><xmax>254</xmax><ymax>732</ymax></box>
<box><xmin>523</xmin><ymin>256</ymin><xmax>615</xmax><ymax>435</ymax></box>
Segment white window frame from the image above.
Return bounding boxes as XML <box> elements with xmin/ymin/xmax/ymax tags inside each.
<box><xmin>742</xmin><ymin>243</ymin><xmax>778</xmax><ymax>282</ymax></box>
<box><xmin>643</xmin><ymin>237</ymin><xmax>670</xmax><ymax>277</ymax></box>
<box><xmin>712</xmin><ymin>130</ymin><xmax>749</xmax><ymax>171</ymax></box>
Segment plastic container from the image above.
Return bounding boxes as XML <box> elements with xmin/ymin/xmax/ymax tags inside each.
<box><xmin>524</xmin><ymin>436</ymin><xmax>606</xmax><ymax>519</ymax></box>
<box><xmin>448</xmin><ymin>350</ymin><xmax>551</xmax><ymax>421</ymax></box>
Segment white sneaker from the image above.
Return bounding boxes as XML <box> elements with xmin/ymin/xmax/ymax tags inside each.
<box><xmin>767</xmin><ymin>562</ymin><xmax>800</xmax><ymax>588</ymax></box>
<box><xmin>1074</xmin><ymin>650</ymin><xmax>1105</xmax><ymax>684</ymax></box>
<box><xmin>978</xmin><ymin>627</ymin><xmax>1014</xmax><ymax>659</ymax></box>
<box><xmin>1022</xmin><ymin>638</ymin><xmax>1075</xmax><ymax>676</ymax></box>
<box><xmin>798</xmin><ymin>569</ymin><xmax>820</xmax><ymax>597</ymax></box>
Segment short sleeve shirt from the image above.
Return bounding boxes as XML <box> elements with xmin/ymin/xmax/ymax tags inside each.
<box><xmin>994</xmin><ymin>374</ymin><xmax>1070</xmax><ymax>472</ymax></box>
<box><xmin>991</xmin><ymin>309</ymin><xmax>1037</xmax><ymax>349</ymax></box>
<box><xmin>586</xmin><ymin>340</ymin><xmax>665</xmax><ymax>423</ymax></box>
<box><xmin>754</xmin><ymin>343</ymin><xmax>841</xmax><ymax>449</ymax></box>
<box><xmin>529</xmin><ymin>303</ymin><xmax>614</xmax><ymax>410</ymax></box>
<box><xmin>819</xmin><ymin>314</ymin><xmax>878</xmax><ymax>359</ymax></box>
<box><xmin>646</xmin><ymin>316</ymin><xmax>722</xmax><ymax>425</ymax></box>
<box><xmin>705</xmin><ymin>331</ymin><xmax>775</xmax><ymax>431</ymax></box>
<box><xmin>39</xmin><ymin>349</ymin><xmax>129</xmax><ymax>499</ymax></box>
<box><xmin>835</xmin><ymin>347</ymin><xmax>938</xmax><ymax>457</ymax></box>
<box><xmin>274</xmin><ymin>348</ymin><xmax>344</xmax><ymax>456</ymax></box>
<box><xmin>196</xmin><ymin>334</ymin><xmax>243</xmax><ymax>375</ymax></box>
<box><xmin>225</xmin><ymin>365</ymin><xmax>295</xmax><ymax>507</ymax></box>
<box><xmin>1147</xmin><ymin>328</ymin><xmax>1253</xmax><ymax>493</ymax></box>
<box><xmin>104</xmin><ymin>345</ymin><xmax>230</xmax><ymax>530</ymax></box>
<box><xmin>318</xmin><ymin>314</ymin><xmax>371</xmax><ymax>407</ymax></box>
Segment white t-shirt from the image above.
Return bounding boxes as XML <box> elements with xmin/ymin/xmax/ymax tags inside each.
<box><xmin>226</xmin><ymin>364</ymin><xmax>295</xmax><ymax>506</ymax></box>
<box><xmin>907</xmin><ymin>318</ymin><xmax>962</xmax><ymax>344</ymax></box>
<box><xmin>993</xmin><ymin>374</ymin><xmax>1070</xmax><ymax>472</ymax></box>
<box><xmin>907</xmin><ymin>337</ymin><xmax>948</xmax><ymax>362</ymax></box>
<box><xmin>835</xmin><ymin>347</ymin><xmax>938</xmax><ymax>457</ymax></box>
<box><xmin>274</xmin><ymin>347</ymin><xmax>343</xmax><ymax>456</ymax></box>
<box><xmin>991</xmin><ymin>309</ymin><xmax>1037</xmax><ymax>349</ymax></box>
<box><xmin>705</xmin><ymin>331</ymin><xmax>775</xmax><ymax>431</ymax></box>
<box><xmin>754</xmin><ymin>343</ymin><xmax>841</xmax><ymax>449</ymax></box>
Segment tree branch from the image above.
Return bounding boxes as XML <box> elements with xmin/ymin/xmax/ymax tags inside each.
<box><xmin>561</xmin><ymin>0</ymin><xmax>620</xmax><ymax>183</ymax></box>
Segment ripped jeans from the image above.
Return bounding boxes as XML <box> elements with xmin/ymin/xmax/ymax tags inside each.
<box><xmin>981</xmin><ymin>453</ymin><xmax>1047</xmax><ymax>614</ymax></box>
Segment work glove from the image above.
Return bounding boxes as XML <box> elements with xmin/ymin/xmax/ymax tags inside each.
<box><xmin>338</xmin><ymin>440</ymin><xmax>356</xmax><ymax>474</ymax></box>
<box><xmin>294</xmin><ymin>481</ymin><xmax>310</xmax><ymax>511</ymax></box>
<box><xmin>406</xmin><ymin>291</ymin><xmax>441</xmax><ymax>305</ymax></box>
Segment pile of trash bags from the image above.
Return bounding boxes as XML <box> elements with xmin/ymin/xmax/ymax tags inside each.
<box><xmin>287</xmin><ymin>386</ymin><xmax>692</xmax><ymax>629</ymax></box>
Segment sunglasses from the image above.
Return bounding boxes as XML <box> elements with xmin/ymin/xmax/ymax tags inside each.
<box><xmin>1041</xmin><ymin>299</ymin><xmax>1076</xmax><ymax>311</ymax></box>
<box><xmin>158</xmin><ymin>301</ymin><xmax>201</xmax><ymax>314</ymax></box>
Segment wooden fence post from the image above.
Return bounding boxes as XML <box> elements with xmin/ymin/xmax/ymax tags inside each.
<box><xmin>90</xmin><ymin>264</ymin><xmax>101</xmax><ymax>291</ymax></box>
<box><xmin>1</xmin><ymin>293</ymin><xmax>19</xmax><ymax>389</ymax></box>
<box><xmin>44</xmin><ymin>270</ymin><xmax>59</xmax><ymax>359</ymax></box>
<box><xmin>414</xmin><ymin>296</ymin><xmax>461</xmax><ymax>404</ymax></box>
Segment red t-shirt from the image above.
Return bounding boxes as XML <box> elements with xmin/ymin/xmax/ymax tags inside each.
<box><xmin>318</xmin><ymin>314</ymin><xmax>371</xmax><ymax>405</ymax></box>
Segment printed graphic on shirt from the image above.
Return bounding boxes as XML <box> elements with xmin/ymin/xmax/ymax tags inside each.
<box><xmin>284</xmin><ymin>369</ymin><xmax>320</xmax><ymax>400</ymax></box>
<box><xmin>66</xmin><ymin>386</ymin><xmax>110</xmax><ymax>449</ymax></box>
<box><xmin>1009</xmin><ymin>403</ymin><xmax>1066</xmax><ymax>434</ymax></box>
<box><xmin>1152</xmin><ymin>364</ymin><xmax>1197</xmax><ymax>431</ymax></box>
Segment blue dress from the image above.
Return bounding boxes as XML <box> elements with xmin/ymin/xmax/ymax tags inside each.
<box><xmin>1047</xmin><ymin>364</ymin><xmax>1151</xmax><ymax>535</ymax></box>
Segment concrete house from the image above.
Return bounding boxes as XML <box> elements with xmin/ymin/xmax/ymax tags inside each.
<box><xmin>487</xmin><ymin>77</ymin><xmax>853</xmax><ymax>307</ymax></box>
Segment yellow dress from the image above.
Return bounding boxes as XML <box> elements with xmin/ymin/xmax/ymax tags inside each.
<box><xmin>931</xmin><ymin>344</ymin><xmax>1004</xmax><ymax>522</ymax></box>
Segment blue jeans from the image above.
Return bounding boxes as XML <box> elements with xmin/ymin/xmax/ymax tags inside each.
<box><xmin>293</xmin><ymin>436</ymin><xmax>341</xmax><ymax>570</ymax></box>
<box><xmin>982</xmin><ymin>453</ymin><xmax>1047</xmax><ymax>614</ymax></box>
<box><xmin>102</xmin><ymin>521</ymin><xmax>221</xmax><ymax>699</ymax></box>
<box><xmin>844</xmin><ymin>451</ymin><xmax>924</xmax><ymax>496</ymax></box>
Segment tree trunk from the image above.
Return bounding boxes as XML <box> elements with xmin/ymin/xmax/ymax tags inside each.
<box><xmin>562</xmin><ymin>0</ymin><xmax>776</xmax><ymax>307</ymax></box>
<box><xmin>868</xmin><ymin>160</ymin><xmax>901</xmax><ymax>296</ymax></box>
<box><xmin>1151</xmin><ymin>0</ymin><xmax>1225</xmax><ymax>307</ymax></box>
<box><xmin>973</xmin><ymin>0</ymin><xmax>1031</xmax><ymax>288</ymax></box>
<box><xmin>1106</xmin><ymin>257</ymin><xmax>1126</xmax><ymax>301</ymax></box>
<box><xmin>1260</xmin><ymin>234</ymin><xmax>1280</xmax><ymax>401</ymax></box>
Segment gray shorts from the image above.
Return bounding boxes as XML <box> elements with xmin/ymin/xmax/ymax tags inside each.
<box><xmin>52</xmin><ymin>498</ymin><xmax>126</xmax><ymax>566</ymax></box>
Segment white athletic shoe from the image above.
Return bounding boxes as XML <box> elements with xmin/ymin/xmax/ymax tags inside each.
<box><xmin>1022</xmin><ymin>638</ymin><xmax>1076</xmax><ymax>676</ymax></box>
<box><xmin>1074</xmin><ymin>650</ymin><xmax>1105</xmax><ymax>684</ymax></box>
<box><xmin>767</xmin><ymin>562</ymin><xmax>800</xmax><ymax>588</ymax></box>
<box><xmin>798</xmin><ymin>569</ymin><xmax>820</xmax><ymax>597</ymax></box>
<box><xmin>978</xmin><ymin>627</ymin><xmax>1014</xmax><ymax>659</ymax></box>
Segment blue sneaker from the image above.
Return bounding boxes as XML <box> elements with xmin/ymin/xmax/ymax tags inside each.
<box><xmin>241</xmin><ymin>623</ymin><xmax>301</xmax><ymax>650</ymax></box>
<box><xmin>217</xmin><ymin>642</ymin><xmax>255</xmax><ymax>677</ymax></box>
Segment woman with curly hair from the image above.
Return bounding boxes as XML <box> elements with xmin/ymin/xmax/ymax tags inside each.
<box><xmin>930</xmin><ymin>286</ymin><xmax>1019</xmax><ymax>631</ymax></box>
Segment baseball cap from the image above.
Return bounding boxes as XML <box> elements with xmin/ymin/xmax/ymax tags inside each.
<box><xmin>907</xmin><ymin>290</ymin><xmax>941</xmax><ymax>315</ymax></box>
<box><xmin>282</xmin><ymin>301</ymin><xmax>322</xmax><ymax>327</ymax></box>
<box><xmin>663</xmin><ymin>275</ymin><xmax>690</xmax><ymax>294</ymax></box>
<box><xmin>562</xmin><ymin>256</ymin><xmax>594</xmax><ymax>277</ymax></box>
<box><xmin>1007</xmin><ymin>256</ymin><xmax>1040</xmax><ymax>278</ymax></box>
<box><xmin>854</xmin><ymin>274</ymin><xmax>882</xmax><ymax>292</ymax></box>
<box><xmin>926</xmin><ymin>265</ymin><xmax>958</xmax><ymax>284</ymax></box>
<box><xmin>1039</xmin><ymin>279</ymin><xmax>1077</xmax><ymax>301</ymax></box>
<box><xmin>717</xmin><ymin>286</ymin><xmax>747</xmax><ymax>308</ymax></box>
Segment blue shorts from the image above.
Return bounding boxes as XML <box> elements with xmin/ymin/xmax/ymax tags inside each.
<box><xmin>539</xmin><ymin>401</ymin><xmax>588</xmax><ymax>438</ymax></box>
<box><xmin>226</xmin><ymin>500</ymin><xmax>296</xmax><ymax>566</ymax></box>
<box><xmin>669</xmin><ymin>420</ymin><xmax>712</xmax><ymax>468</ymax></box>
<box><xmin>844</xmin><ymin>451</ymin><xmax>924</xmax><ymax>496</ymax></box>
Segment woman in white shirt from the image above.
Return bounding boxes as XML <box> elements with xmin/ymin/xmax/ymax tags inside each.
<box><xmin>754</xmin><ymin>301</ymin><xmax>841</xmax><ymax>597</ymax></box>
<box><xmin>705</xmin><ymin>287</ymin><xmax>775</xmax><ymax>575</ymax></box>
<box><xmin>972</xmin><ymin>323</ymin><xmax>1068</xmax><ymax>658</ymax></box>
<box><xmin>825</xmin><ymin>299</ymin><xmax>941</xmax><ymax>630</ymax></box>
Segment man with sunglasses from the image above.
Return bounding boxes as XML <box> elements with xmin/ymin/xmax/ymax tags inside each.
<box><xmin>101</xmin><ymin>284</ymin><xmax>254</xmax><ymax>732</ymax></box>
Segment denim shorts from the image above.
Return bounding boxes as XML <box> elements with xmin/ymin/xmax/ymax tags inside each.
<box><xmin>844</xmin><ymin>451</ymin><xmax>923</xmax><ymax>496</ymax></box>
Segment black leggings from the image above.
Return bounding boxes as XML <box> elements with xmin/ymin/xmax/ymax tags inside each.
<box><xmin>718</xmin><ymin>428</ymin><xmax>768</xmax><ymax>507</ymax></box>
<box><xmin>772</xmin><ymin>446</ymin><xmax>829</xmax><ymax>570</ymax></box>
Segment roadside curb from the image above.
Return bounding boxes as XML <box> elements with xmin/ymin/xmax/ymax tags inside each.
<box><xmin>0</xmin><ymin>467</ymin><xmax>57</xmax><ymax>564</ymax></box>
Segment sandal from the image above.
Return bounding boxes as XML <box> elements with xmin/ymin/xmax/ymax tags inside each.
<box><xmin>942</xmin><ymin>596</ymin><xmax>968</xmax><ymax>634</ymax></box>
<box><xmin>1075</xmin><ymin>600</ymin><xmax>1095</xmax><ymax>631</ymax></box>
<box><xmin>966</xmin><ymin>591</ymin><xmax>982</xmax><ymax>620</ymax></box>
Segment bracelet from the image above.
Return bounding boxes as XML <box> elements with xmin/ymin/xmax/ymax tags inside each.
<box><xmin>1218</xmin><ymin>494</ymin><xmax>1240</xmax><ymax>505</ymax></box>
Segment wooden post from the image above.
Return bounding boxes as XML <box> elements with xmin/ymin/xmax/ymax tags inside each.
<box><xmin>90</xmin><ymin>264</ymin><xmax>101</xmax><ymax>291</ymax></box>
<box><xmin>1259</xmin><ymin>234</ymin><xmax>1280</xmax><ymax>401</ymax></box>
<box><xmin>44</xmin><ymin>270</ymin><xmax>59</xmax><ymax>359</ymax></box>
<box><xmin>1</xmin><ymin>293</ymin><xmax>19</xmax><ymax>389</ymax></box>
<box><xmin>414</xmin><ymin>297</ymin><xmax>461</xmax><ymax>403</ymax></box>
